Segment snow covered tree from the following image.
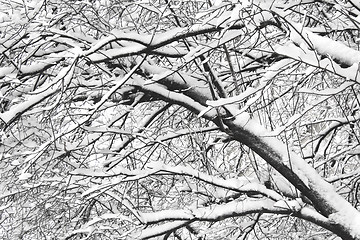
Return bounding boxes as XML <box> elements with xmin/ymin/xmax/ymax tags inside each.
<box><xmin>1</xmin><ymin>0</ymin><xmax>360</xmax><ymax>239</ymax></box>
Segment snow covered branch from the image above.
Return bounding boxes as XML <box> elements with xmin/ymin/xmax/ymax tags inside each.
<box><xmin>136</xmin><ymin>198</ymin><xmax>333</xmax><ymax>239</ymax></box>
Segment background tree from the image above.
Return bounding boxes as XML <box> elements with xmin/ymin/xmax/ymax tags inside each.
<box><xmin>1</xmin><ymin>0</ymin><xmax>360</xmax><ymax>239</ymax></box>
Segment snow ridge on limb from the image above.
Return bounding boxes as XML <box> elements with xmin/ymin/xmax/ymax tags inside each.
<box><xmin>136</xmin><ymin>198</ymin><xmax>333</xmax><ymax>239</ymax></box>
<box><xmin>0</xmin><ymin>58</ymin><xmax>61</xmax><ymax>78</ymax></box>
<box><xmin>288</xmin><ymin>22</ymin><xmax>360</xmax><ymax>67</ymax></box>
<box><xmin>86</xmin><ymin>23</ymin><xmax>246</xmax><ymax>64</ymax></box>
<box><xmin>223</xmin><ymin>107</ymin><xmax>360</xmax><ymax>239</ymax></box>
<box><xmin>0</xmin><ymin>58</ymin><xmax>77</xmax><ymax>127</ymax></box>
<box><xmin>271</xmin><ymin>11</ymin><xmax>360</xmax><ymax>82</ymax></box>
<box><xmin>132</xmin><ymin>77</ymin><xmax>218</xmax><ymax>120</ymax></box>
<box><xmin>138</xmin><ymin>60</ymin><xmax>214</xmax><ymax>106</ymax></box>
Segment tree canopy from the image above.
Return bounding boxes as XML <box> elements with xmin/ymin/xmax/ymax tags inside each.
<box><xmin>1</xmin><ymin>0</ymin><xmax>360</xmax><ymax>239</ymax></box>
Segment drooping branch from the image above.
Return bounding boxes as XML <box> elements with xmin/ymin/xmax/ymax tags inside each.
<box><xmin>135</xmin><ymin>198</ymin><xmax>334</xmax><ymax>239</ymax></box>
<box><xmin>223</xmin><ymin>111</ymin><xmax>360</xmax><ymax>239</ymax></box>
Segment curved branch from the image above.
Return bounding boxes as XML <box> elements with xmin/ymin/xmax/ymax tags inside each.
<box><xmin>136</xmin><ymin>198</ymin><xmax>334</xmax><ymax>238</ymax></box>
<box><xmin>224</xmin><ymin>109</ymin><xmax>360</xmax><ymax>239</ymax></box>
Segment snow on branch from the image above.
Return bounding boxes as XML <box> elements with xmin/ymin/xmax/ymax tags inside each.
<box><xmin>0</xmin><ymin>58</ymin><xmax>61</xmax><ymax>78</ymax></box>
<box><xmin>207</xmin><ymin>59</ymin><xmax>293</xmax><ymax>108</ymax></box>
<box><xmin>85</xmin><ymin>23</ymin><xmax>246</xmax><ymax>63</ymax></box>
<box><xmin>289</xmin><ymin>23</ymin><xmax>360</xmax><ymax>67</ymax></box>
<box><xmin>156</xmin><ymin>126</ymin><xmax>219</xmax><ymax>142</ymax></box>
<box><xmin>138</xmin><ymin>61</ymin><xmax>213</xmax><ymax>105</ymax></box>
<box><xmin>132</xmin><ymin>77</ymin><xmax>218</xmax><ymax>120</ymax></box>
<box><xmin>150</xmin><ymin>163</ymin><xmax>282</xmax><ymax>200</ymax></box>
<box><xmin>70</xmin><ymin>161</ymin><xmax>283</xmax><ymax>201</ymax></box>
<box><xmin>275</xmin><ymin>42</ymin><xmax>360</xmax><ymax>82</ymax></box>
<box><xmin>136</xmin><ymin>198</ymin><xmax>332</xmax><ymax>238</ymax></box>
<box><xmin>0</xmin><ymin>59</ymin><xmax>77</xmax><ymax>126</ymax></box>
<box><xmin>90</xmin><ymin>58</ymin><xmax>145</xmax><ymax>113</ymax></box>
<box><xmin>225</xmin><ymin>106</ymin><xmax>360</xmax><ymax>232</ymax></box>
<box><xmin>135</xmin><ymin>220</ymin><xmax>190</xmax><ymax>240</ymax></box>
<box><xmin>139</xmin><ymin>199</ymin><xmax>280</xmax><ymax>224</ymax></box>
